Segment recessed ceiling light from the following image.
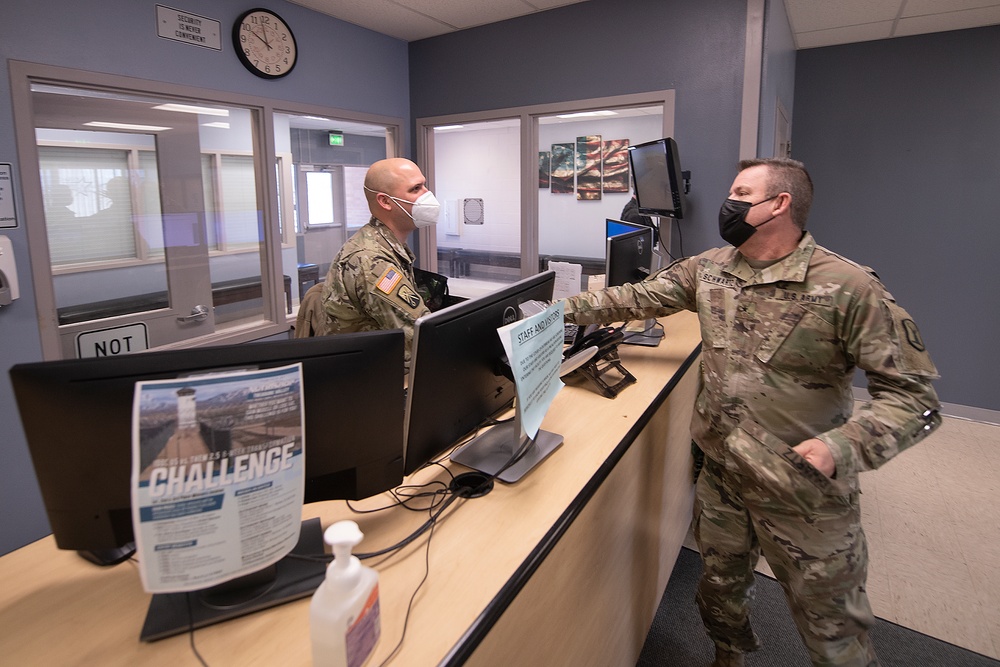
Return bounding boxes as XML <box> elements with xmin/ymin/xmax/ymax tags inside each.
<box><xmin>84</xmin><ymin>121</ymin><xmax>171</xmax><ymax>132</ymax></box>
<box><xmin>555</xmin><ymin>110</ymin><xmax>618</xmax><ymax>119</ymax></box>
<box><xmin>153</xmin><ymin>103</ymin><xmax>230</xmax><ymax>117</ymax></box>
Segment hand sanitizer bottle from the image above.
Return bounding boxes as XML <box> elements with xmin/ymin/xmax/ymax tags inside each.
<box><xmin>310</xmin><ymin>521</ymin><xmax>381</xmax><ymax>667</ymax></box>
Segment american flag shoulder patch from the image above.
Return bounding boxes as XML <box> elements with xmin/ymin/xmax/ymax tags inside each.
<box><xmin>376</xmin><ymin>267</ymin><xmax>403</xmax><ymax>294</ymax></box>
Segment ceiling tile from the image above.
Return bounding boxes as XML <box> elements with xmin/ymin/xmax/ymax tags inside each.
<box><xmin>795</xmin><ymin>20</ymin><xmax>895</xmax><ymax>49</ymax></box>
<box><xmin>402</xmin><ymin>0</ymin><xmax>539</xmax><ymax>29</ymax></box>
<box><xmin>785</xmin><ymin>0</ymin><xmax>902</xmax><ymax>33</ymax></box>
<box><xmin>288</xmin><ymin>0</ymin><xmax>456</xmax><ymax>41</ymax></box>
<box><xmin>895</xmin><ymin>4</ymin><xmax>1000</xmax><ymax>35</ymax></box>
<box><xmin>902</xmin><ymin>0</ymin><xmax>1000</xmax><ymax>16</ymax></box>
<box><xmin>527</xmin><ymin>0</ymin><xmax>591</xmax><ymax>9</ymax></box>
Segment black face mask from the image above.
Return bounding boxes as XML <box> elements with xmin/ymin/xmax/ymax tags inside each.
<box><xmin>718</xmin><ymin>195</ymin><xmax>778</xmax><ymax>247</ymax></box>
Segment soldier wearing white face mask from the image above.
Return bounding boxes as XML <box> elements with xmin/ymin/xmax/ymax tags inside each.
<box><xmin>320</xmin><ymin>158</ymin><xmax>440</xmax><ymax>365</ymax></box>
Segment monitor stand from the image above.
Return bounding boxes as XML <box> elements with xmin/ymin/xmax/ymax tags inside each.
<box><xmin>450</xmin><ymin>405</ymin><xmax>562</xmax><ymax>483</ymax></box>
<box><xmin>622</xmin><ymin>318</ymin><xmax>664</xmax><ymax>347</ymax></box>
<box><xmin>139</xmin><ymin>517</ymin><xmax>327</xmax><ymax>642</ymax></box>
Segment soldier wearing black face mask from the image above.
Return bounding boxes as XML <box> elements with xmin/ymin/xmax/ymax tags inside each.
<box><xmin>561</xmin><ymin>157</ymin><xmax>940</xmax><ymax>667</ymax></box>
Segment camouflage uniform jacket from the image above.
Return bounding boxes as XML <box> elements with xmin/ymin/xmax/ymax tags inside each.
<box><xmin>564</xmin><ymin>232</ymin><xmax>941</xmax><ymax>488</ymax></box>
<box><xmin>321</xmin><ymin>217</ymin><xmax>429</xmax><ymax>363</ymax></box>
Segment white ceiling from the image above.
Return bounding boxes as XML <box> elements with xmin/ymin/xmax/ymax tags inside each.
<box><xmin>785</xmin><ymin>0</ymin><xmax>1000</xmax><ymax>49</ymax></box>
<box><xmin>289</xmin><ymin>0</ymin><xmax>1000</xmax><ymax>48</ymax></box>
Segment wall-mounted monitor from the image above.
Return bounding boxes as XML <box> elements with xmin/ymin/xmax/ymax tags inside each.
<box><xmin>628</xmin><ymin>137</ymin><xmax>686</xmax><ymax>219</ymax></box>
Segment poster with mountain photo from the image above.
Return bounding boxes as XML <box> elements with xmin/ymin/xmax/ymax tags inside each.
<box><xmin>130</xmin><ymin>363</ymin><xmax>305</xmax><ymax>593</ymax></box>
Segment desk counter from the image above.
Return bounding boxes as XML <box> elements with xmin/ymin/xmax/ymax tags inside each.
<box><xmin>0</xmin><ymin>310</ymin><xmax>702</xmax><ymax>666</ymax></box>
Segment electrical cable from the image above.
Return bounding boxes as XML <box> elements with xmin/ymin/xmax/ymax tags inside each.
<box><xmin>181</xmin><ymin>408</ymin><xmax>522</xmax><ymax>665</ymax></box>
<box><xmin>374</xmin><ymin>492</ymin><xmax>442</xmax><ymax>667</ymax></box>
<box><xmin>186</xmin><ymin>592</ymin><xmax>210</xmax><ymax>667</ymax></box>
<box><xmin>675</xmin><ymin>217</ymin><xmax>685</xmax><ymax>259</ymax></box>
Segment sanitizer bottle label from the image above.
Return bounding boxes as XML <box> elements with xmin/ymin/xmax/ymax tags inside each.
<box><xmin>346</xmin><ymin>584</ymin><xmax>381</xmax><ymax>667</ymax></box>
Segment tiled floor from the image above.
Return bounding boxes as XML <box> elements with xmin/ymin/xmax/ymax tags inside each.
<box><xmin>853</xmin><ymin>414</ymin><xmax>1000</xmax><ymax>659</ymax></box>
<box><xmin>687</xmin><ymin>413</ymin><xmax>1000</xmax><ymax>660</ymax></box>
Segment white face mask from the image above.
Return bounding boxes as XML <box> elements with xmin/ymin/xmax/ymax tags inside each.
<box><xmin>367</xmin><ymin>187</ymin><xmax>440</xmax><ymax>228</ymax></box>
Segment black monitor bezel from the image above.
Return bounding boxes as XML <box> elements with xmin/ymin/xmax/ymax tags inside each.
<box><xmin>605</xmin><ymin>226</ymin><xmax>655</xmax><ymax>287</ymax></box>
<box><xmin>9</xmin><ymin>331</ymin><xmax>405</xmax><ymax>555</ymax></box>
<box><xmin>628</xmin><ymin>137</ymin><xmax>686</xmax><ymax>219</ymax></box>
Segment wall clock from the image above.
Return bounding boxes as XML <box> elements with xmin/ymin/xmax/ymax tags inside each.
<box><xmin>233</xmin><ymin>8</ymin><xmax>298</xmax><ymax>79</ymax></box>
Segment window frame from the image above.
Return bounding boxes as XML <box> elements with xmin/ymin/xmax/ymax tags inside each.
<box><xmin>10</xmin><ymin>59</ymin><xmax>404</xmax><ymax>360</ymax></box>
<box><xmin>415</xmin><ymin>90</ymin><xmax>676</xmax><ymax>277</ymax></box>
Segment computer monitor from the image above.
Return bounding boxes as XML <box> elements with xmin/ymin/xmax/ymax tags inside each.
<box><xmin>605</xmin><ymin>226</ymin><xmax>655</xmax><ymax>287</ymax></box>
<box><xmin>403</xmin><ymin>271</ymin><xmax>556</xmax><ymax>482</ymax></box>
<box><xmin>606</xmin><ymin>217</ymin><xmax>648</xmax><ymax>240</ymax></box>
<box><xmin>9</xmin><ymin>330</ymin><xmax>405</xmax><ymax>640</ymax></box>
<box><xmin>629</xmin><ymin>137</ymin><xmax>686</xmax><ymax>219</ymax></box>
<box><xmin>606</xmin><ymin>225</ymin><xmax>663</xmax><ymax>347</ymax></box>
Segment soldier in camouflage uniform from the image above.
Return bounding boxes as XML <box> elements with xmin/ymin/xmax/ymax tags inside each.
<box><xmin>321</xmin><ymin>158</ymin><xmax>438</xmax><ymax>365</ymax></box>
<box><xmin>563</xmin><ymin>158</ymin><xmax>940</xmax><ymax>667</ymax></box>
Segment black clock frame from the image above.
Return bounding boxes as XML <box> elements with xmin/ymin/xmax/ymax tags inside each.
<box><xmin>232</xmin><ymin>8</ymin><xmax>298</xmax><ymax>80</ymax></box>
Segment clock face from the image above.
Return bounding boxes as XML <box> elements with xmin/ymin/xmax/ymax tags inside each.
<box><xmin>233</xmin><ymin>9</ymin><xmax>297</xmax><ymax>79</ymax></box>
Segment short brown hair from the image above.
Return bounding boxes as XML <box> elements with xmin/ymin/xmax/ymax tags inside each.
<box><xmin>738</xmin><ymin>157</ymin><xmax>813</xmax><ymax>229</ymax></box>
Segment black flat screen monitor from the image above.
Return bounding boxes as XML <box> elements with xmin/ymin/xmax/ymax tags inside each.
<box><xmin>629</xmin><ymin>137</ymin><xmax>686</xmax><ymax>219</ymax></box>
<box><xmin>403</xmin><ymin>271</ymin><xmax>556</xmax><ymax>478</ymax></box>
<box><xmin>606</xmin><ymin>226</ymin><xmax>655</xmax><ymax>287</ymax></box>
<box><xmin>9</xmin><ymin>330</ymin><xmax>405</xmax><ymax>640</ymax></box>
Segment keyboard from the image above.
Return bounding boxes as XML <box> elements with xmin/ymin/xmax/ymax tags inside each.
<box><xmin>563</xmin><ymin>322</ymin><xmax>579</xmax><ymax>345</ymax></box>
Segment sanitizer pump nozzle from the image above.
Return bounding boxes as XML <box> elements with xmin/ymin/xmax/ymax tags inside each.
<box><xmin>310</xmin><ymin>521</ymin><xmax>381</xmax><ymax>667</ymax></box>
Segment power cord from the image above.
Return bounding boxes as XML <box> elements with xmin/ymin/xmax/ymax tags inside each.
<box><xmin>178</xmin><ymin>411</ymin><xmax>524</xmax><ymax>666</ymax></box>
<box><xmin>374</xmin><ymin>495</ymin><xmax>442</xmax><ymax>667</ymax></box>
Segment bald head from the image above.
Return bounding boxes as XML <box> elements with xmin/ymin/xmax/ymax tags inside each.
<box><xmin>365</xmin><ymin>158</ymin><xmax>420</xmax><ymax>200</ymax></box>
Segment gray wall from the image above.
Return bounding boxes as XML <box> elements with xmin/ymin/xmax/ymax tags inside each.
<box><xmin>0</xmin><ymin>0</ymin><xmax>410</xmax><ymax>555</ymax></box>
<box><xmin>793</xmin><ymin>26</ymin><xmax>1000</xmax><ymax>412</ymax></box>
<box><xmin>408</xmin><ymin>0</ymin><xmax>751</xmax><ymax>258</ymax></box>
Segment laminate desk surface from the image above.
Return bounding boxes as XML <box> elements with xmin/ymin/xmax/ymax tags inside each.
<box><xmin>0</xmin><ymin>311</ymin><xmax>702</xmax><ymax>667</ymax></box>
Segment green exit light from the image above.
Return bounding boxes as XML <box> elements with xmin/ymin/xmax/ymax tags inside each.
<box><xmin>329</xmin><ymin>132</ymin><xmax>344</xmax><ymax>146</ymax></box>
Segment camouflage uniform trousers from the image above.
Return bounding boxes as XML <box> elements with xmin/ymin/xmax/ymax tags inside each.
<box><xmin>693</xmin><ymin>456</ymin><xmax>878</xmax><ymax>667</ymax></box>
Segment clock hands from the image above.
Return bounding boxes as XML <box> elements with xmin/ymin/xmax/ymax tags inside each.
<box><xmin>251</xmin><ymin>28</ymin><xmax>273</xmax><ymax>50</ymax></box>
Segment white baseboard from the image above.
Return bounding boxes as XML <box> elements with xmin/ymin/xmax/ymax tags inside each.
<box><xmin>851</xmin><ymin>386</ymin><xmax>999</xmax><ymax>425</ymax></box>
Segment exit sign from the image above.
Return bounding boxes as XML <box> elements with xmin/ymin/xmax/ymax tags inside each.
<box><xmin>328</xmin><ymin>132</ymin><xmax>344</xmax><ymax>146</ymax></box>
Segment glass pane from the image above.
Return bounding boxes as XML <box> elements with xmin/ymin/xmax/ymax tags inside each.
<box><xmin>137</xmin><ymin>151</ymin><xmax>164</xmax><ymax>258</ymax></box>
<box><xmin>536</xmin><ymin>106</ymin><xmax>664</xmax><ymax>295</ymax></box>
<box><xmin>201</xmin><ymin>109</ymin><xmax>268</xmax><ymax>325</ymax></box>
<box><xmin>432</xmin><ymin>118</ymin><xmax>521</xmax><ymax>296</ymax></box>
<box><xmin>274</xmin><ymin>112</ymin><xmax>390</xmax><ymax>301</ymax></box>
<box><xmin>305</xmin><ymin>171</ymin><xmax>335</xmax><ymax>225</ymax></box>
<box><xmin>218</xmin><ymin>154</ymin><xmax>259</xmax><ymax>251</ymax></box>
<box><xmin>31</xmin><ymin>83</ymin><xmax>270</xmax><ymax>331</ymax></box>
<box><xmin>201</xmin><ymin>154</ymin><xmax>220</xmax><ymax>250</ymax></box>
<box><xmin>39</xmin><ymin>146</ymin><xmax>137</xmax><ymax>265</ymax></box>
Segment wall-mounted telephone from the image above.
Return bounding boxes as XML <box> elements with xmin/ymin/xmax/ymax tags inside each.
<box><xmin>0</xmin><ymin>235</ymin><xmax>20</xmax><ymax>307</ymax></box>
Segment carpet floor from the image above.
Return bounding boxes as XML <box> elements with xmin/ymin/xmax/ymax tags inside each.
<box><xmin>638</xmin><ymin>547</ymin><xmax>1000</xmax><ymax>667</ymax></box>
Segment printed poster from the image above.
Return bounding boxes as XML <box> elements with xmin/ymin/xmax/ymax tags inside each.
<box><xmin>497</xmin><ymin>301</ymin><xmax>565</xmax><ymax>440</ymax></box>
<box><xmin>130</xmin><ymin>363</ymin><xmax>305</xmax><ymax>593</ymax></box>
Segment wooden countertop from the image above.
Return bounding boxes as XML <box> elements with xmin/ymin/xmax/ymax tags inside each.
<box><xmin>0</xmin><ymin>310</ymin><xmax>701</xmax><ymax>667</ymax></box>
